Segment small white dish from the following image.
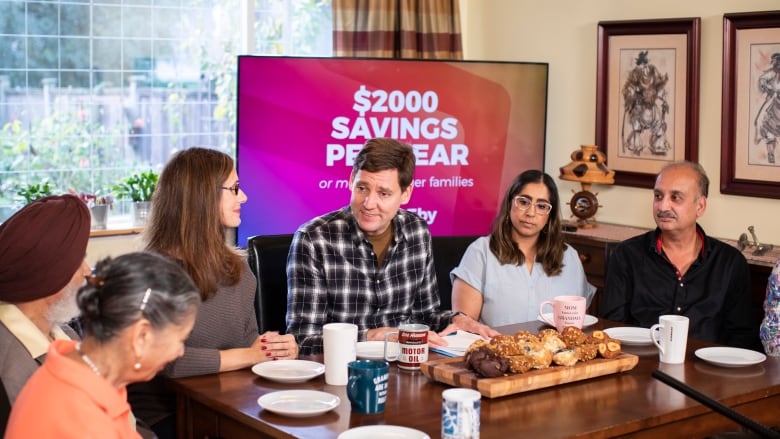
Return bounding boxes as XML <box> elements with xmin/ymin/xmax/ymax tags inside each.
<box><xmin>604</xmin><ymin>327</ymin><xmax>652</xmax><ymax>346</ymax></box>
<box><xmin>538</xmin><ymin>313</ymin><xmax>598</xmax><ymax>328</ymax></box>
<box><xmin>251</xmin><ymin>359</ymin><xmax>325</xmax><ymax>383</ymax></box>
<box><xmin>356</xmin><ymin>341</ymin><xmax>398</xmax><ymax>361</ymax></box>
<box><xmin>695</xmin><ymin>347</ymin><xmax>767</xmax><ymax>368</ymax></box>
<box><xmin>338</xmin><ymin>425</ymin><xmax>431</xmax><ymax>439</ymax></box>
<box><xmin>257</xmin><ymin>390</ymin><xmax>340</xmax><ymax>417</ymax></box>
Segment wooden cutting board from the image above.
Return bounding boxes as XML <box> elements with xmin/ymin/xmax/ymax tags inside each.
<box><xmin>420</xmin><ymin>353</ymin><xmax>639</xmax><ymax>398</ymax></box>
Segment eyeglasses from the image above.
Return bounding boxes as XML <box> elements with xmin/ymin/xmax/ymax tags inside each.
<box><xmin>221</xmin><ymin>182</ymin><xmax>240</xmax><ymax>196</ymax></box>
<box><xmin>512</xmin><ymin>196</ymin><xmax>553</xmax><ymax>215</ymax></box>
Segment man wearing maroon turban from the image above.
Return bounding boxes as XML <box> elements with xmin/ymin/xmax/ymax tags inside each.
<box><xmin>0</xmin><ymin>195</ymin><xmax>91</xmax><ymax>404</ymax></box>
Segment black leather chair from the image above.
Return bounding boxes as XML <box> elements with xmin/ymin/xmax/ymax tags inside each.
<box><xmin>597</xmin><ymin>240</ymin><xmax>620</xmax><ymax>317</ymax></box>
<box><xmin>247</xmin><ymin>234</ymin><xmax>294</xmax><ymax>334</ymax></box>
<box><xmin>431</xmin><ymin>235</ymin><xmax>479</xmax><ymax>311</ymax></box>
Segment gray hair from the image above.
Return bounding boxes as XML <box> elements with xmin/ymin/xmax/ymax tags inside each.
<box><xmin>658</xmin><ymin>160</ymin><xmax>709</xmax><ymax>197</ymax></box>
<box><xmin>77</xmin><ymin>252</ymin><xmax>201</xmax><ymax>342</ymax></box>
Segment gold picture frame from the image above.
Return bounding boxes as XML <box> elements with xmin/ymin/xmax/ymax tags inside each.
<box><xmin>721</xmin><ymin>11</ymin><xmax>780</xmax><ymax>199</ymax></box>
<box><xmin>596</xmin><ymin>18</ymin><xmax>701</xmax><ymax>188</ymax></box>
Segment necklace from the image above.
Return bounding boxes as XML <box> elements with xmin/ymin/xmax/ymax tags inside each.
<box><xmin>76</xmin><ymin>342</ymin><xmax>101</xmax><ymax>376</ymax></box>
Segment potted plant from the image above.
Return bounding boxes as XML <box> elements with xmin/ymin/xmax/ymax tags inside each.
<box><xmin>113</xmin><ymin>170</ymin><xmax>158</xmax><ymax>227</ymax></box>
<box><xmin>71</xmin><ymin>189</ymin><xmax>114</xmax><ymax>230</ymax></box>
<box><xmin>15</xmin><ymin>180</ymin><xmax>55</xmax><ymax>205</ymax></box>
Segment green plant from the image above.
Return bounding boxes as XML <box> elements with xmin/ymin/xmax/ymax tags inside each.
<box><xmin>113</xmin><ymin>170</ymin><xmax>158</xmax><ymax>202</ymax></box>
<box><xmin>15</xmin><ymin>180</ymin><xmax>56</xmax><ymax>205</ymax></box>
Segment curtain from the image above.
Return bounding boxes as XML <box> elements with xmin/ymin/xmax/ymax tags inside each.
<box><xmin>333</xmin><ymin>0</ymin><xmax>463</xmax><ymax>59</ymax></box>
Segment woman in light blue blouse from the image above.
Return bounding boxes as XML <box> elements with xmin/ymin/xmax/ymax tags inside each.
<box><xmin>760</xmin><ymin>257</ymin><xmax>780</xmax><ymax>355</ymax></box>
<box><xmin>450</xmin><ymin>170</ymin><xmax>595</xmax><ymax>327</ymax></box>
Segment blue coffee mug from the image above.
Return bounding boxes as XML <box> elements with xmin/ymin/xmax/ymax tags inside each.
<box><xmin>347</xmin><ymin>359</ymin><xmax>389</xmax><ymax>414</ymax></box>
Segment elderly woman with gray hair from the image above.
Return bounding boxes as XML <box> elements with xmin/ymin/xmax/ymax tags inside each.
<box><xmin>5</xmin><ymin>252</ymin><xmax>201</xmax><ymax>438</ymax></box>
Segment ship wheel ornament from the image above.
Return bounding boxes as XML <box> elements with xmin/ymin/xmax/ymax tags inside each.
<box><xmin>558</xmin><ymin>145</ymin><xmax>615</xmax><ymax>228</ymax></box>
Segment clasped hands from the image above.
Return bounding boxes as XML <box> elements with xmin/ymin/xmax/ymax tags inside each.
<box><xmin>253</xmin><ymin>331</ymin><xmax>299</xmax><ymax>361</ymax></box>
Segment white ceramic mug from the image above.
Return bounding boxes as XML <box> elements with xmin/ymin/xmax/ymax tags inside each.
<box><xmin>441</xmin><ymin>388</ymin><xmax>481</xmax><ymax>439</ymax></box>
<box><xmin>323</xmin><ymin>322</ymin><xmax>358</xmax><ymax>385</ymax></box>
<box><xmin>384</xmin><ymin>323</ymin><xmax>429</xmax><ymax>370</ymax></box>
<box><xmin>650</xmin><ymin>315</ymin><xmax>689</xmax><ymax>364</ymax></box>
<box><xmin>538</xmin><ymin>295</ymin><xmax>586</xmax><ymax>332</ymax></box>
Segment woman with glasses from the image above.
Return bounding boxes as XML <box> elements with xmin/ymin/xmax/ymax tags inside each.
<box><xmin>6</xmin><ymin>252</ymin><xmax>200</xmax><ymax>438</ymax></box>
<box><xmin>128</xmin><ymin>147</ymin><xmax>298</xmax><ymax>439</ymax></box>
<box><xmin>450</xmin><ymin>170</ymin><xmax>595</xmax><ymax>327</ymax></box>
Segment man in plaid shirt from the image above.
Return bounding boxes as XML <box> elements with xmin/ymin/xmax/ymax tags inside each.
<box><xmin>286</xmin><ymin>138</ymin><xmax>498</xmax><ymax>355</ymax></box>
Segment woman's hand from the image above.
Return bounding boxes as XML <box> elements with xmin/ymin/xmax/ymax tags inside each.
<box><xmin>255</xmin><ymin>331</ymin><xmax>299</xmax><ymax>361</ymax></box>
<box><xmin>438</xmin><ymin>314</ymin><xmax>500</xmax><ymax>340</ymax></box>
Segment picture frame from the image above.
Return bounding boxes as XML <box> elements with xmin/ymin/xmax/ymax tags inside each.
<box><xmin>720</xmin><ymin>11</ymin><xmax>780</xmax><ymax>199</ymax></box>
<box><xmin>595</xmin><ymin>18</ymin><xmax>700</xmax><ymax>188</ymax></box>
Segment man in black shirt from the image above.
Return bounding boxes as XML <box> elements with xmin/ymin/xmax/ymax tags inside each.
<box><xmin>602</xmin><ymin>161</ymin><xmax>759</xmax><ymax>350</ymax></box>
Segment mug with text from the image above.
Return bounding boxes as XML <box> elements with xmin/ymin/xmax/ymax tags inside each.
<box><xmin>441</xmin><ymin>387</ymin><xmax>481</xmax><ymax>439</ymax></box>
<box><xmin>538</xmin><ymin>295</ymin><xmax>586</xmax><ymax>332</ymax></box>
<box><xmin>384</xmin><ymin>323</ymin><xmax>429</xmax><ymax>370</ymax></box>
<box><xmin>650</xmin><ymin>315</ymin><xmax>689</xmax><ymax>364</ymax></box>
<box><xmin>347</xmin><ymin>359</ymin><xmax>389</xmax><ymax>414</ymax></box>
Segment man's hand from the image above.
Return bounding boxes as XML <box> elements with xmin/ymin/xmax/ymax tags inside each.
<box><xmin>365</xmin><ymin>326</ymin><xmax>398</xmax><ymax>342</ymax></box>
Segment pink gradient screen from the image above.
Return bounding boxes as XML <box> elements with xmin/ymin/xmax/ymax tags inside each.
<box><xmin>236</xmin><ymin>56</ymin><xmax>548</xmax><ymax>245</ymax></box>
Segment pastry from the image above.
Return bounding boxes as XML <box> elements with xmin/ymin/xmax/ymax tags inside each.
<box><xmin>552</xmin><ymin>348</ymin><xmax>579</xmax><ymax>366</ymax></box>
<box><xmin>539</xmin><ymin>332</ymin><xmax>567</xmax><ymax>353</ymax></box>
<box><xmin>598</xmin><ymin>340</ymin><xmax>622</xmax><ymax>359</ymax></box>
<box><xmin>465</xmin><ymin>345</ymin><xmax>509</xmax><ymax>377</ymax></box>
<box><xmin>576</xmin><ymin>343</ymin><xmax>599</xmax><ymax>361</ymax></box>
<box><xmin>560</xmin><ymin>326</ymin><xmax>588</xmax><ymax>347</ymax></box>
<box><xmin>463</xmin><ymin>327</ymin><xmax>621</xmax><ymax>378</ymax></box>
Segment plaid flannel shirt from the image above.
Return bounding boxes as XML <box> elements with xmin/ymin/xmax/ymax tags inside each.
<box><xmin>286</xmin><ymin>207</ymin><xmax>450</xmax><ymax>355</ymax></box>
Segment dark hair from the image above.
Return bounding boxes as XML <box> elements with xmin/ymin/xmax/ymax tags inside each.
<box><xmin>144</xmin><ymin>147</ymin><xmax>245</xmax><ymax>299</ymax></box>
<box><xmin>488</xmin><ymin>170</ymin><xmax>566</xmax><ymax>276</ymax></box>
<box><xmin>351</xmin><ymin>138</ymin><xmax>416</xmax><ymax>191</ymax></box>
<box><xmin>658</xmin><ymin>160</ymin><xmax>709</xmax><ymax>198</ymax></box>
<box><xmin>78</xmin><ymin>252</ymin><xmax>201</xmax><ymax>342</ymax></box>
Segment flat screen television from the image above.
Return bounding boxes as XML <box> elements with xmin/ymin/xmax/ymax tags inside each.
<box><xmin>236</xmin><ymin>56</ymin><xmax>548</xmax><ymax>246</ymax></box>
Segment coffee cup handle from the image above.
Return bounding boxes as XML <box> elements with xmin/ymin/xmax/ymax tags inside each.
<box><xmin>538</xmin><ymin>301</ymin><xmax>555</xmax><ymax>326</ymax></box>
<box><xmin>384</xmin><ymin>331</ymin><xmax>399</xmax><ymax>361</ymax></box>
<box><xmin>346</xmin><ymin>374</ymin><xmax>364</xmax><ymax>412</ymax></box>
<box><xmin>649</xmin><ymin>324</ymin><xmax>665</xmax><ymax>354</ymax></box>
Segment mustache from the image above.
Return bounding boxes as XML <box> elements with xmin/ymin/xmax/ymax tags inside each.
<box><xmin>656</xmin><ymin>211</ymin><xmax>676</xmax><ymax>219</ymax></box>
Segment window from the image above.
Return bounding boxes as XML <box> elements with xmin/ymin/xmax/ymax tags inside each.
<box><xmin>0</xmin><ymin>0</ymin><xmax>331</xmax><ymax>223</ymax></box>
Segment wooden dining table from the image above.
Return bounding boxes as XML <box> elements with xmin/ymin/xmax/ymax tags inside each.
<box><xmin>170</xmin><ymin>320</ymin><xmax>780</xmax><ymax>438</ymax></box>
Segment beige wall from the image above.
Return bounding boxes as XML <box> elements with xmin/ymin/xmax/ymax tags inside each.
<box><xmin>86</xmin><ymin>233</ymin><xmax>144</xmax><ymax>266</ymax></box>
<box><xmin>88</xmin><ymin>1</ymin><xmax>780</xmax><ymax>258</ymax></box>
<box><xmin>461</xmin><ymin>0</ymin><xmax>780</xmax><ymax>245</ymax></box>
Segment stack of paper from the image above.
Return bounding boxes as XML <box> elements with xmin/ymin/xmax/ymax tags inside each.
<box><xmin>429</xmin><ymin>330</ymin><xmax>486</xmax><ymax>357</ymax></box>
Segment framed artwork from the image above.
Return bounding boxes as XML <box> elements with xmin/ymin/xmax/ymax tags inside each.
<box><xmin>595</xmin><ymin>18</ymin><xmax>700</xmax><ymax>188</ymax></box>
<box><xmin>721</xmin><ymin>11</ymin><xmax>780</xmax><ymax>199</ymax></box>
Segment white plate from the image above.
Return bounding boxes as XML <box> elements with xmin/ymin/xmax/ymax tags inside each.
<box><xmin>251</xmin><ymin>360</ymin><xmax>325</xmax><ymax>383</ymax></box>
<box><xmin>538</xmin><ymin>313</ymin><xmax>598</xmax><ymax>328</ymax></box>
<box><xmin>338</xmin><ymin>425</ymin><xmax>431</xmax><ymax>439</ymax></box>
<box><xmin>257</xmin><ymin>390</ymin><xmax>340</xmax><ymax>417</ymax></box>
<box><xmin>695</xmin><ymin>347</ymin><xmax>767</xmax><ymax>368</ymax></box>
<box><xmin>603</xmin><ymin>327</ymin><xmax>652</xmax><ymax>346</ymax></box>
<box><xmin>356</xmin><ymin>341</ymin><xmax>399</xmax><ymax>361</ymax></box>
